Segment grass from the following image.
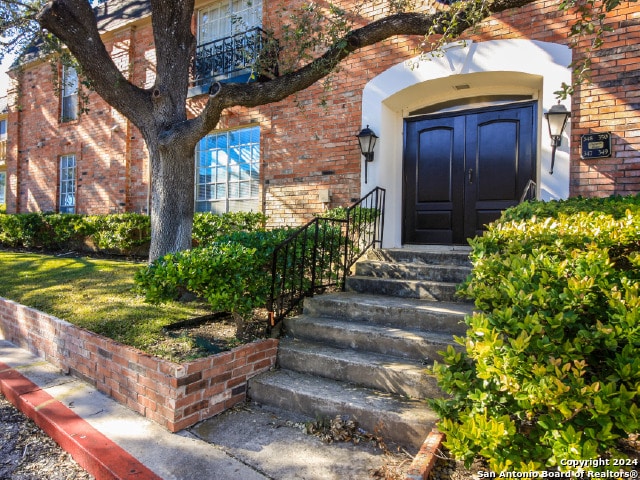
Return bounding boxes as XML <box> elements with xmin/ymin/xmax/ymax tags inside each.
<box><xmin>0</xmin><ymin>250</ymin><xmax>213</xmax><ymax>357</ymax></box>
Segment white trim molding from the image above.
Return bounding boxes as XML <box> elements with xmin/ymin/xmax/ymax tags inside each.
<box><xmin>362</xmin><ymin>39</ymin><xmax>572</xmax><ymax>248</ymax></box>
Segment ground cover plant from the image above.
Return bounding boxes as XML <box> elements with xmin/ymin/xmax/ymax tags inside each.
<box><xmin>431</xmin><ymin>194</ymin><xmax>640</xmax><ymax>473</ymax></box>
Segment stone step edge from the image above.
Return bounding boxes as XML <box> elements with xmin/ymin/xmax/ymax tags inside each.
<box><xmin>277</xmin><ymin>338</ymin><xmax>440</xmax><ymax>398</ymax></box>
<box><xmin>248</xmin><ymin>369</ymin><xmax>438</xmax><ymax>449</ymax></box>
<box><xmin>284</xmin><ymin>315</ymin><xmax>459</xmax><ymax>350</ymax></box>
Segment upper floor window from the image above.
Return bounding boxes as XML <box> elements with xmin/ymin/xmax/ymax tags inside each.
<box><xmin>195</xmin><ymin>125</ymin><xmax>260</xmax><ymax>214</ymax></box>
<box><xmin>197</xmin><ymin>0</ymin><xmax>262</xmax><ymax>45</ymax></box>
<box><xmin>59</xmin><ymin>154</ymin><xmax>76</xmax><ymax>213</ymax></box>
<box><xmin>0</xmin><ymin>171</ymin><xmax>5</xmax><ymax>206</ymax></box>
<box><xmin>193</xmin><ymin>0</ymin><xmax>265</xmax><ymax>86</ymax></box>
<box><xmin>0</xmin><ymin>119</ymin><xmax>7</xmax><ymax>164</ymax></box>
<box><xmin>61</xmin><ymin>65</ymin><xmax>78</xmax><ymax>122</ymax></box>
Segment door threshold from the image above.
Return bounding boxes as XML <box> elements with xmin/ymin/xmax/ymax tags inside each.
<box><xmin>400</xmin><ymin>244</ymin><xmax>472</xmax><ymax>252</ymax></box>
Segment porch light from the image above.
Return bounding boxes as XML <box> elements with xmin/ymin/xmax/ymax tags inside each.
<box><xmin>356</xmin><ymin>125</ymin><xmax>378</xmax><ymax>184</ymax></box>
<box><xmin>544</xmin><ymin>103</ymin><xmax>571</xmax><ymax>175</ymax></box>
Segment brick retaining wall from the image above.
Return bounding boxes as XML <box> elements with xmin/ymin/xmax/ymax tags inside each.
<box><xmin>0</xmin><ymin>296</ymin><xmax>278</xmax><ymax>432</ymax></box>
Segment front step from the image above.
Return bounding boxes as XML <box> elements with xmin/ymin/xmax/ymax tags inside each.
<box><xmin>284</xmin><ymin>316</ymin><xmax>456</xmax><ymax>362</ymax></box>
<box><xmin>355</xmin><ymin>260</ymin><xmax>471</xmax><ymax>284</ymax></box>
<box><xmin>303</xmin><ymin>292</ymin><xmax>471</xmax><ymax>336</ymax></box>
<box><xmin>346</xmin><ymin>275</ymin><xmax>462</xmax><ymax>302</ymax></box>
<box><xmin>248</xmin><ymin>369</ymin><xmax>439</xmax><ymax>449</ymax></box>
<box><xmin>368</xmin><ymin>247</ymin><xmax>472</xmax><ymax>266</ymax></box>
<box><xmin>278</xmin><ymin>338</ymin><xmax>442</xmax><ymax>399</ymax></box>
<box><xmin>248</xmin><ymin>246</ymin><xmax>472</xmax><ymax>452</ymax></box>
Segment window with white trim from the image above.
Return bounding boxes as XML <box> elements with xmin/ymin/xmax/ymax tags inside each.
<box><xmin>195</xmin><ymin>126</ymin><xmax>260</xmax><ymax>214</ymax></box>
<box><xmin>0</xmin><ymin>171</ymin><xmax>5</xmax><ymax>206</ymax></box>
<box><xmin>197</xmin><ymin>0</ymin><xmax>263</xmax><ymax>44</ymax></box>
<box><xmin>59</xmin><ymin>155</ymin><xmax>76</xmax><ymax>213</ymax></box>
<box><xmin>61</xmin><ymin>66</ymin><xmax>78</xmax><ymax>122</ymax></box>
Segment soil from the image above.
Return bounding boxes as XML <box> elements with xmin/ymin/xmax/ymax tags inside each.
<box><xmin>150</xmin><ymin>309</ymin><xmax>271</xmax><ymax>362</ymax></box>
<box><xmin>0</xmin><ymin>394</ymin><xmax>93</xmax><ymax>480</ymax></box>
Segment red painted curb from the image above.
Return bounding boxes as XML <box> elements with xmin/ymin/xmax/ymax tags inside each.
<box><xmin>405</xmin><ymin>429</ymin><xmax>445</xmax><ymax>480</ymax></box>
<box><xmin>0</xmin><ymin>361</ymin><xmax>162</xmax><ymax>480</ymax></box>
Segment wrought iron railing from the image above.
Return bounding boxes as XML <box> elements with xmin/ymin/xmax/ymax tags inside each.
<box><xmin>267</xmin><ymin>187</ymin><xmax>386</xmax><ymax>330</ymax></box>
<box><xmin>192</xmin><ymin>27</ymin><xmax>275</xmax><ymax>86</ymax></box>
<box><xmin>519</xmin><ymin>179</ymin><xmax>537</xmax><ymax>203</ymax></box>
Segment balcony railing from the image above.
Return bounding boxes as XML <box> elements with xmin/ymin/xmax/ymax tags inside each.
<box><xmin>192</xmin><ymin>27</ymin><xmax>275</xmax><ymax>86</ymax></box>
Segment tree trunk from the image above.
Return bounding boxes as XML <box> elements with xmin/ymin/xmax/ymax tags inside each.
<box><xmin>147</xmin><ymin>139</ymin><xmax>196</xmax><ymax>262</ymax></box>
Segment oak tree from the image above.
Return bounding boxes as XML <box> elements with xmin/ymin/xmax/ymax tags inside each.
<box><xmin>0</xmin><ymin>0</ymin><xmax>627</xmax><ymax>260</ymax></box>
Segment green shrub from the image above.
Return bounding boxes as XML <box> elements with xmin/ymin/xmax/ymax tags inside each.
<box><xmin>192</xmin><ymin>211</ymin><xmax>267</xmax><ymax>246</ymax></box>
<box><xmin>83</xmin><ymin>213</ymin><xmax>151</xmax><ymax>254</ymax></box>
<box><xmin>431</xmin><ymin>195</ymin><xmax>640</xmax><ymax>473</ymax></box>
<box><xmin>0</xmin><ymin>212</ymin><xmax>85</xmax><ymax>249</ymax></box>
<box><xmin>0</xmin><ymin>211</ymin><xmax>268</xmax><ymax>256</ymax></box>
<box><xmin>135</xmin><ymin>228</ymin><xmax>292</xmax><ymax>334</ymax></box>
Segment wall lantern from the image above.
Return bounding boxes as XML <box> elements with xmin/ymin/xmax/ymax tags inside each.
<box><xmin>356</xmin><ymin>125</ymin><xmax>378</xmax><ymax>184</ymax></box>
<box><xmin>544</xmin><ymin>102</ymin><xmax>571</xmax><ymax>175</ymax></box>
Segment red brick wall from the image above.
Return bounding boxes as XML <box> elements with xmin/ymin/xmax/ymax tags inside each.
<box><xmin>6</xmin><ymin>24</ymin><xmax>153</xmax><ymax>215</ymax></box>
<box><xmin>5</xmin><ymin>1</ymin><xmax>640</xmax><ymax>220</ymax></box>
<box><xmin>0</xmin><ymin>296</ymin><xmax>278</xmax><ymax>432</ymax></box>
<box><xmin>463</xmin><ymin>0</ymin><xmax>640</xmax><ymax>196</ymax></box>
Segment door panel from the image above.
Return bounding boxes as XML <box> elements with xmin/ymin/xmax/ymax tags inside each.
<box><xmin>403</xmin><ymin>102</ymin><xmax>536</xmax><ymax>244</ymax></box>
<box><xmin>404</xmin><ymin>116</ymin><xmax>465</xmax><ymax>244</ymax></box>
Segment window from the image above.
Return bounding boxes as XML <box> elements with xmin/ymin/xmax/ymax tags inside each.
<box><xmin>0</xmin><ymin>171</ymin><xmax>5</xmax><ymax>206</ymax></box>
<box><xmin>195</xmin><ymin>126</ymin><xmax>260</xmax><ymax>214</ymax></box>
<box><xmin>61</xmin><ymin>66</ymin><xmax>78</xmax><ymax>122</ymax></box>
<box><xmin>0</xmin><ymin>119</ymin><xmax>6</xmax><ymax>163</ymax></box>
<box><xmin>59</xmin><ymin>155</ymin><xmax>76</xmax><ymax>213</ymax></box>
<box><xmin>198</xmin><ymin>0</ymin><xmax>263</xmax><ymax>45</ymax></box>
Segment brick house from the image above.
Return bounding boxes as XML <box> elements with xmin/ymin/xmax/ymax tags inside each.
<box><xmin>2</xmin><ymin>0</ymin><xmax>639</xmax><ymax>248</ymax></box>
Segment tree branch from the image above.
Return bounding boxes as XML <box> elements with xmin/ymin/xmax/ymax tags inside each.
<box><xmin>216</xmin><ymin>0</ymin><xmax>537</xmax><ymax>109</ymax></box>
<box><xmin>37</xmin><ymin>0</ymin><xmax>152</xmax><ymax>129</ymax></box>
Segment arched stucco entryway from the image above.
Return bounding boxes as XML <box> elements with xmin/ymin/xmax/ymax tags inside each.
<box><xmin>361</xmin><ymin>39</ymin><xmax>572</xmax><ymax>248</ymax></box>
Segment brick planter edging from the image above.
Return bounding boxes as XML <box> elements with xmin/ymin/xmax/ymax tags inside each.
<box><xmin>0</xmin><ymin>296</ymin><xmax>278</xmax><ymax>432</ymax></box>
<box><xmin>405</xmin><ymin>429</ymin><xmax>445</xmax><ymax>480</ymax></box>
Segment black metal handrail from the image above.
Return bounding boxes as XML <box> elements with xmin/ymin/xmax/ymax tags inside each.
<box><xmin>519</xmin><ymin>179</ymin><xmax>537</xmax><ymax>203</ymax></box>
<box><xmin>192</xmin><ymin>27</ymin><xmax>276</xmax><ymax>86</ymax></box>
<box><xmin>267</xmin><ymin>187</ymin><xmax>386</xmax><ymax>330</ymax></box>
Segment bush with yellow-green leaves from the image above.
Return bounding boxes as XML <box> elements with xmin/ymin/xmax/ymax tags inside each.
<box><xmin>431</xmin><ymin>195</ymin><xmax>640</xmax><ymax>473</ymax></box>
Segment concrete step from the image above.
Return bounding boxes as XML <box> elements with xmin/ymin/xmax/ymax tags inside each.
<box><xmin>303</xmin><ymin>292</ymin><xmax>471</xmax><ymax>336</ymax></box>
<box><xmin>345</xmin><ymin>275</ymin><xmax>464</xmax><ymax>302</ymax></box>
<box><xmin>283</xmin><ymin>316</ymin><xmax>457</xmax><ymax>363</ymax></box>
<box><xmin>366</xmin><ymin>247</ymin><xmax>472</xmax><ymax>267</ymax></box>
<box><xmin>278</xmin><ymin>338</ymin><xmax>443</xmax><ymax>399</ymax></box>
<box><xmin>354</xmin><ymin>260</ymin><xmax>472</xmax><ymax>284</ymax></box>
<box><xmin>248</xmin><ymin>369</ymin><xmax>438</xmax><ymax>450</ymax></box>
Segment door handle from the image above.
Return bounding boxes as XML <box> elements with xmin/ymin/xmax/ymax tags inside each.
<box><xmin>468</xmin><ymin>169</ymin><xmax>474</xmax><ymax>184</ymax></box>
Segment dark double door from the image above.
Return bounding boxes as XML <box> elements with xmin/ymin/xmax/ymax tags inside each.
<box><xmin>403</xmin><ymin>102</ymin><xmax>536</xmax><ymax>244</ymax></box>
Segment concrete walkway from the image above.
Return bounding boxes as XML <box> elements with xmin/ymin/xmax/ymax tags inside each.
<box><xmin>0</xmin><ymin>339</ymin><xmax>404</xmax><ymax>480</ymax></box>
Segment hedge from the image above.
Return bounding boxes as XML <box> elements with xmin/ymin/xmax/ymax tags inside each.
<box><xmin>431</xmin><ymin>194</ymin><xmax>640</xmax><ymax>473</ymax></box>
<box><xmin>0</xmin><ymin>211</ymin><xmax>266</xmax><ymax>256</ymax></box>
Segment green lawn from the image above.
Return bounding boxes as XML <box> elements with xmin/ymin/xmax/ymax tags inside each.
<box><xmin>0</xmin><ymin>250</ymin><xmax>213</xmax><ymax>356</ymax></box>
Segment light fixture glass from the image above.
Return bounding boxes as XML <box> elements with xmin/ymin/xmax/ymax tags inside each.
<box><xmin>356</xmin><ymin>126</ymin><xmax>378</xmax><ymax>161</ymax></box>
<box><xmin>356</xmin><ymin>125</ymin><xmax>378</xmax><ymax>184</ymax></box>
<box><xmin>544</xmin><ymin>103</ymin><xmax>571</xmax><ymax>174</ymax></box>
<box><xmin>544</xmin><ymin>103</ymin><xmax>571</xmax><ymax>146</ymax></box>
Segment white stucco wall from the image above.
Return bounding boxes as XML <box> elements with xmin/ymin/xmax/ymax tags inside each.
<box><xmin>361</xmin><ymin>39</ymin><xmax>572</xmax><ymax>247</ymax></box>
